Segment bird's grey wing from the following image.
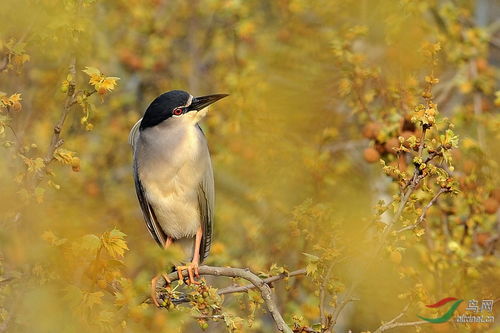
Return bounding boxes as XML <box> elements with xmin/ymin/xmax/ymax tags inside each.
<box><xmin>133</xmin><ymin>157</ymin><xmax>167</xmax><ymax>247</ymax></box>
<box><xmin>130</xmin><ymin>122</ymin><xmax>167</xmax><ymax>247</ymax></box>
<box><xmin>197</xmin><ymin>153</ymin><xmax>215</xmax><ymax>263</ymax></box>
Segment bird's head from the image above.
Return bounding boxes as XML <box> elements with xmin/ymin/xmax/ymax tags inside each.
<box><xmin>140</xmin><ymin>90</ymin><xmax>228</xmax><ymax>130</ymax></box>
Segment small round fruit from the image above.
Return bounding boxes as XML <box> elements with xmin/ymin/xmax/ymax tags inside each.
<box><xmin>384</xmin><ymin>137</ymin><xmax>400</xmax><ymax>154</ymax></box>
<box><xmin>375</xmin><ymin>143</ymin><xmax>385</xmax><ymax>154</ymax></box>
<box><xmin>12</xmin><ymin>101</ymin><xmax>22</xmax><ymax>112</ymax></box>
<box><xmin>363</xmin><ymin>147</ymin><xmax>380</xmax><ymax>163</ymax></box>
<box><xmin>362</xmin><ymin>122</ymin><xmax>382</xmax><ymax>139</ymax></box>
<box><xmin>475</xmin><ymin>232</ymin><xmax>491</xmax><ymax>247</ymax></box>
<box><xmin>484</xmin><ymin>198</ymin><xmax>499</xmax><ymax>214</ymax></box>
<box><xmin>476</xmin><ymin>58</ymin><xmax>488</xmax><ymax>72</ymax></box>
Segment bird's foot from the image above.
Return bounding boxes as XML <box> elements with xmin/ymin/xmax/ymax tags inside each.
<box><xmin>150</xmin><ymin>273</ymin><xmax>171</xmax><ymax>307</ymax></box>
<box><xmin>176</xmin><ymin>262</ymin><xmax>200</xmax><ymax>285</ymax></box>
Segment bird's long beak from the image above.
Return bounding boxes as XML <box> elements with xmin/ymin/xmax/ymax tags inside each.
<box><xmin>188</xmin><ymin>94</ymin><xmax>228</xmax><ymax>111</ymax></box>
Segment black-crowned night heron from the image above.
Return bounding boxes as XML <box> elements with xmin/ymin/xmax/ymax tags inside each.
<box><xmin>129</xmin><ymin>90</ymin><xmax>227</xmax><ymax>305</ymax></box>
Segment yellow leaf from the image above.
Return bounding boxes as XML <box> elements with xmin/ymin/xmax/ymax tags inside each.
<box><xmin>54</xmin><ymin>148</ymin><xmax>76</xmax><ymax>165</ymax></box>
<box><xmin>89</xmin><ymin>75</ymin><xmax>103</xmax><ymax>87</ymax></box>
<box><xmin>9</xmin><ymin>93</ymin><xmax>22</xmax><ymax>103</ymax></box>
<box><xmin>82</xmin><ymin>66</ymin><xmax>101</xmax><ymax>77</ymax></box>
<box><xmin>101</xmin><ymin>77</ymin><xmax>119</xmax><ymax>91</ymax></box>
<box><xmin>101</xmin><ymin>228</ymin><xmax>129</xmax><ymax>258</ymax></box>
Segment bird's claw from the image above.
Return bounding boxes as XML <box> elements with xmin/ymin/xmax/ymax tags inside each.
<box><xmin>176</xmin><ymin>262</ymin><xmax>200</xmax><ymax>285</ymax></box>
<box><xmin>150</xmin><ymin>273</ymin><xmax>172</xmax><ymax>307</ymax></box>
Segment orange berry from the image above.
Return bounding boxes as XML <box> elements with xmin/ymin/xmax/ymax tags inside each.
<box><xmin>484</xmin><ymin>198</ymin><xmax>499</xmax><ymax>214</ymax></box>
<box><xmin>363</xmin><ymin>147</ymin><xmax>380</xmax><ymax>163</ymax></box>
<box><xmin>384</xmin><ymin>137</ymin><xmax>400</xmax><ymax>154</ymax></box>
<box><xmin>362</xmin><ymin>122</ymin><xmax>382</xmax><ymax>139</ymax></box>
<box><xmin>476</xmin><ymin>58</ymin><xmax>488</xmax><ymax>72</ymax></box>
<box><xmin>475</xmin><ymin>232</ymin><xmax>491</xmax><ymax>247</ymax></box>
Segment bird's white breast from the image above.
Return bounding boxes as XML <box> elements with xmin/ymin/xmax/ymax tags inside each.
<box><xmin>135</xmin><ymin>122</ymin><xmax>209</xmax><ymax>239</ymax></box>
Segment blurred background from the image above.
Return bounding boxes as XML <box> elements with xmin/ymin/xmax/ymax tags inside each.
<box><xmin>0</xmin><ymin>0</ymin><xmax>499</xmax><ymax>332</ymax></box>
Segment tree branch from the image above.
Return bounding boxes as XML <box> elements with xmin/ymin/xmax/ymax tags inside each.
<box><xmin>217</xmin><ymin>268</ymin><xmax>306</xmax><ymax>296</ymax></box>
<box><xmin>44</xmin><ymin>58</ymin><xmax>77</xmax><ymax>164</ymax></box>
<box><xmin>397</xmin><ymin>187</ymin><xmax>450</xmax><ymax>233</ymax></box>
<box><xmin>373</xmin><ymin>304</ymin><xmax>429</xmax><ymax>333</ymax></box>
<box><xmin>328</xmin><ymin>125</ymin><xmax>432</xmax><ymax>329</ymax></box>
<box><xmin>157</xmin><ymin>265</ymin><xmax>295</xmax><ymax>333</ymax></box>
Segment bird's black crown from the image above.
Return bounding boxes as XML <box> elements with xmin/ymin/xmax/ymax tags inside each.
<box><xmin>140</xmin><ymin>90</ymin><xmax>190</xmax><ymax>130</ymax></box>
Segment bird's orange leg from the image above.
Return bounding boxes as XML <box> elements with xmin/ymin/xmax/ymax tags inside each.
<box><xmin>150</xmin><ymin>236</ymin><xmax>174</xmax><ymax>306</ymax></box>
<box><xmin>176</xmin><ymin>227</ymin><xmax>202</xmax><ymax>285</ymax></box>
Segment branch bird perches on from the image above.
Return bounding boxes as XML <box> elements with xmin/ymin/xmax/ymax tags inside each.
<box><xmin>152</xmin><ymin>265</ymin><xmax>307</xmax><ymax>333</ymax></box>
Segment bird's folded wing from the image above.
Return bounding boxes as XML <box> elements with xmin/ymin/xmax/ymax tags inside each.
<box><xmin>197</xmin><ymin>161</ymin><xmax>215</xmax><ymax>263</ymax></box>
<box><xmin>133</xmin><ymin>159</ymin><xmax>167</xmax><ymax>247</ymax></box>
<box><xmin>130</xmin><ymin>122</ymin><xmax>167</xmax><ymax>247</ymax></box>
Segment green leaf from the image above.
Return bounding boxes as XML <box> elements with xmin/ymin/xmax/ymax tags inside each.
<box><xmin>80</xmin><ymin>234</ymin><xmax>102</xmax><ymax>253</ymax></box>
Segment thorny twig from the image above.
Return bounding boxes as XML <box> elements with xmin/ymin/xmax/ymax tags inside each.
<box><xmin>44</xmin><ymin>58</ymin><xmax>77</xmax><ymax>164</ymax></box>
<box><xmin>328</xmin><ymin>122</ymin><xmax>453</xmax><ymax>329</ymax></box>
<box><xmin>397</xmin><ymin>187</ymin><xmax>450</xmax><ymax>233</ymax></box>
<box><xmin>373</xmin><ymin>304</ymin><xmax>428</xmax><ymax>333</ymax></box>
<box><xmin>319</xmin><ymin>262</ymin><xmax>336</xmax><ymax>328</ymax></box>
<box><xmin>217</xmin><ymin>268</ymin><xmax>306</xmax><ymax>296</ymax></box>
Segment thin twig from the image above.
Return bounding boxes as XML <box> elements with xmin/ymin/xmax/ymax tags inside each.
<box><xmin>374</xmin><ymin>320</ymin><xmax>428</xmax><ymax>332</ymax></box>
<box><xmin>397</xmin><ymin>187</ymin><xmax>450</xmax><ymax>233</ymax></box>
<box><xmin>217</xmin><ymin>268</ymin><xmax>306</xmax><ymax>295</ymax></box>
<box><xmin>319</xmin><ymin>262</ymin><xmax>336</xmax><ymax>328</ymax></box>
<box><xmin>44</xmin><ymin>58</ymin><xmax>77</xmax><ymax>164</ymax></box>
<box><xmin>329</xmin><ymin>125</ymin><xmax>432</xmax><ymax>329</ymax></box>
<box><xmin>373</xmin><ymin>304</ymin><xmax>429</xmax><ymax>333</ymax></box>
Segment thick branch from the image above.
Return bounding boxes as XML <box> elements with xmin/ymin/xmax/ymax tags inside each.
<box><xmin>158</xmin><ymin>265</ymin><xmax>294</xmax><ymax>333</ymax></box>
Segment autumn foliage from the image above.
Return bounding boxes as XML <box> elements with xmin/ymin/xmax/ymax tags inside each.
<box><xmin>0</xmin><ymin>1</ymin><xmax>499</xmax><ymax>332</ymax></box>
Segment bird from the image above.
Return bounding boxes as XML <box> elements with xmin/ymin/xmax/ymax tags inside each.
<box><xmin>128</xmin><ymin>90</ymin><xmax>227</xmax><ymax>306</ymax></box>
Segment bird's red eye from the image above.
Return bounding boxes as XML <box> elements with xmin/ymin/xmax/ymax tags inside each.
<box><xmin>173</xmin><ymin>108</ymin><xmax>183</xmax><ymax>116</ymax></box>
